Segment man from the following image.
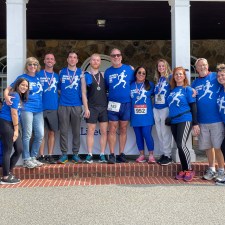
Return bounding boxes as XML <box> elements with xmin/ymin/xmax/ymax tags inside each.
<box><xmin>57</xmin><ymin>51</ymin><xmax>82</xmax><ymax>164</ymax></box>
<box><xmin>81</xmin><ymin>53</ymin><xmax>108</xmax><ymax>163</ymax></box>
<box><xmin>37</xmin><ymin>53</ymin><xmax>59</xmax><ymax>164</ymax></box>
<box><xmin>192</xmin><ymin>58</ymin><xmax>224</xmax><ymax>180</ymax></box>
<box><xmin>104</xmin><ymin>48</ymin><xmax>134</xmax><ymax>164</ymax></box>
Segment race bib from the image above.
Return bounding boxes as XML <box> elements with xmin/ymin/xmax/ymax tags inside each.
<box><xmin>107</xmin><ymin>101</ymin><xmax>121</xmax><ymax>112</ymax></box>
<box><xmin>134</xmin><ymin>104</ymin><xmax>147</xmax><ymax>114</ymax></box>
<box><xmin>155</xmin><ymin>94</ymin><xmax>165</xmax><ymax>104</ymax></box>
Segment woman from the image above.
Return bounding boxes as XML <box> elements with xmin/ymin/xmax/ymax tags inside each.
<box><xmin>4</xmin><ymin>57</ymin><xmax>44</xmax><ymax>168</ymax></box>
<box><xmin>167</xmin><ymin>67</ymin><xmax>200</xmax><ymax>182</ymax></box>
<box><xmin>153</xmin><ymin>59</ymin><xmax>173</xmax><ymax>165</ymax></box>
<box><xmin>0</xmin><ymin>78</ymin><xmax>29</xmax><ymax>184</ymax></box>
<box><xmin>130</xmin><ymin>66</ymin><xmax>155</xmax><ymax>163</ymax></box>
<box><xmin>216</xmin><ymin>63</ymin><xmax>225</xmax><ymax>185</ymax></box>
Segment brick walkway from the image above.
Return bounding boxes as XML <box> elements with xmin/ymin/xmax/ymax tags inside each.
<box><xmin>0</xmin><ymin>176</ymin><xmax>214</xmax><ymax>188</ymax></box>
<box><xmin>0</xmin><ymin>161</ymin><xmax>215</xmax><ymax>188</ymax></box>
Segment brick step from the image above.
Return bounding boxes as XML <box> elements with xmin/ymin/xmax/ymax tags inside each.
<box><xmin>2</xmin><ymin>162</ymin><xmax>209</xmax><ymax>180</ymax></box>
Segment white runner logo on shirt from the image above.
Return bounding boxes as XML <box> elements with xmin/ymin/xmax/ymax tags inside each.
<box><xmin>169</xmin><ymin>89</ymin><xmax>183</xmax><ymax>107</ymax></box>
<box><xmin>44</xmin><ymin>77</ymin><xmax>57</xmax><ymax>93</ymax></box>
<box><xmin>113</xmin><ymin>70</ymin><xmax>127</xmax><ymax>89</ymax></box>
<box><xmin>65</xmin><ymin>76</ymin><xmax>79</xmax><ymax>90</ymax></box>
<box><xmin>218</xmin><ymin>96</ymin><xmax>225</xmax><ymax>113</ymax></box>
<box><xmin>135</xmin><ymin>89</ymin><xmax>147</xmax><ymax>104</ymax></box>
<box><xmin>198</xmin><ymin>80</ymin><xmax>213</xmax><ymax>100</ymax></box>
<box><xmin>32</xmin><ymin>81</ymin><xmax>43</xmax><ymax>95</ymax></box>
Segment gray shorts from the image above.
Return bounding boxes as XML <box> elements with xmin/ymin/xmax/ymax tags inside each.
<box><xmin>198</xmin><ymin>122</ymin><xmax>224</xmax><ymax>150</ymax></box>
<box><xmin>43</xmin><ymin>110</ymin><xmax>59</xmax><ymax>132</ymax></box>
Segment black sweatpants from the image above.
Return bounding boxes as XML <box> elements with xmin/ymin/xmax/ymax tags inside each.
<box><xmin>171</xmin><ymin>121</ymin><xmax>192</xmax><ymax>171</ymax></box>
<box><xmin>0</xmin><ymin>118</ymin><xmax>23</xmax><ymax>176</ymax></box>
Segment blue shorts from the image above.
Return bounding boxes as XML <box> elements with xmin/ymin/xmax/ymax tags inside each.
<box><xmin>108</xmin><ymin>102</ymin><xmax>131</xmax><ymax>121</ymax></box>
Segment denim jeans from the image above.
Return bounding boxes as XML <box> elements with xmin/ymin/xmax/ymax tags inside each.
<box><xmin>20</xmin><ymin>111</ymin><xmax>44</xmax><ymax>160</ymax></box>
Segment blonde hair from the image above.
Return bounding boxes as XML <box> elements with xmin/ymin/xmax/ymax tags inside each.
<box><xmin>216</xmin><ymin>63</ymin><xmax>225</xmax><ymax>72</ymax></box>
<box><xmin>24</xmin><ymin>57</ymin><xmax>41</xmax><ymax>73</ymax></box>
<box><xmin>154</xmin><ymin>59</ymin><xmax>172</xmax><ymax>82</ymax></box>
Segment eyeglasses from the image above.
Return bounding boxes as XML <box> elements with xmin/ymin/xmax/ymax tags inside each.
<box><xmin>137</xmin><ymin>71</ymin><xmax>146</xmax><ymax>75</ymax></box>
<box><xmin>28</xmin><ymin>63</ymin><xmax>38</xmax><ymax>67</ymax></box>
<box><xmin>110</xmin><ymin>54</ymin><xmax>121</xmax><ymax>58</ymax></box>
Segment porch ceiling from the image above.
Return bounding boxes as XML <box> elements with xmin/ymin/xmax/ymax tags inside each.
<box><xmin>0</xmin><ymin>0</ymin><xmax>225</xmax><ymax>40</ymax></box>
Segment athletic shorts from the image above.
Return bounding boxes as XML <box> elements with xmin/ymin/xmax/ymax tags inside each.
<box><xmin>86</xmin><ymin>106</ymin><xmax>108</xmax><ymax>123</ymax></box>
<box><xmin>43</xmin><ymin>110</ymin><xmax>59</xmax><ymax>132</ymax></box>
<box><xmin>108</xmin><ymin>102</ymin><xmax>131</xmax><ymax>121</ymax></box>
<box><xmin>198</xmin><ymin>122</ymin><xmax>224</xmax><ymax>150</ymax></box>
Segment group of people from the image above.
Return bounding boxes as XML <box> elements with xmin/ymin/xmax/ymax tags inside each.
<box><xmin>0</xmin><ymin>48</ymin><xmax>225</xmax><ymax>185</ymax></box>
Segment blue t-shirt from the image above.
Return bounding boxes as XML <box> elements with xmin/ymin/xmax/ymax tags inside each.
<box><xmin>217</xmin><ymin>87</ymin><xmax>225</xmax><ymax>124</ymax></box>
<box><xmin>167</xmin><ymin>86</ymin><xmax>195</xmax><ymax>124</ymax></box>
<box><xmin>0</xmin><ymin>92</ymin><xmax>20</xmax><ymax>122</ymax></box>
<box><xmin>192</xmin><ymin>72</ymin><xmax>222</xmax><ymax>124</ymax></box>
<box><xmin>11</xmin><ymin>74</ymin><xmax>43</xmax><ymax>113</ymax></box>
<box><xmin>59</xmin><ymin>67</ymin><xmax>82</xmax><ymax>106</ymax></box>
<box><xmin>37</xmin><ymin>70</ymin><xmax>59</xmax><ymax>110</ymax></box>
<box><xmin>154</xmin><ymin>75</ymin><xmax>171</xmax><ymax>109</ymax></box>
<box><xmin>104</xmin><ymin>64</ymin><xmax>134</xmax><ymax>103</ymax></box>
<box><xmin>130</xmin><ymin>81</ymin><xmax>155</xmax><ymax>127</ymax></box>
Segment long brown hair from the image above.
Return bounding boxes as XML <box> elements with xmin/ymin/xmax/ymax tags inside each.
<box><xmin>170</xmin><ymin>67</ymin><xmax>189</xmax><ymax>90</ymax></box>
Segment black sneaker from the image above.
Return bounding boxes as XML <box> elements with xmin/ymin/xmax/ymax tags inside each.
<box><xmin>157</xmin><ymin>155</ymin><xmax>165</xmax><ymax>164</ymax></box>
<box><xmin>0</xmin><ymin>174</ymin><xmax>20</xmax><ymax>185</ymax></box>
<box><xmin>37</xmin><ymin>155</ymin><xmax>48</xmax><ymax>163</ymax></box>
<box><xmin>160</xmin><ymin>156</ymin><xmax>172</xmax><ymax>166</ymax></box>
<box><xmin>116</xmin><ymin>153</ymin><xmax>128</xmax><ymax>163</ymax></box>
<box><xmin>46</xmin><ymin>155</ymin><xmax>56</xmax><ymax>164</ymax></box>
<box><xmin>108</xmin><ymin>154</ymin><xmax>116</xmax><ymax>164</ymax></box>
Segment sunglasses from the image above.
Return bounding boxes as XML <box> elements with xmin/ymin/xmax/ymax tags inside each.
<box><xmin>137</xmin><ymin>71</ymin><xmax>146</xmax><ymax>75</ymax></box>
<box><xmin>28</xmin><ymin>63</ymin><xmax>38</xmax><ymax>67</ymax></box>
<box><xmin>110</xmin><ymin>54</ymin><xmax>121</xmax><ymax>58</ymax></box>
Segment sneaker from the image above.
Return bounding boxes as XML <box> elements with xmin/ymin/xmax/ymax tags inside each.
<box><xmin>0</xmin><ymin>174</ymin><xmax>20</xmax><ymax>185</ymax></box>
<box><xmin>31</xmin><ymin>158</ymin><xmax>44</xmax><ymax>167</ymax></box>
<box><xmin>84</xmin><ymin>154</ymin><xmax>93</xmax><ymax>164</ymax></box>
<box><xmin>175</xmin><ymin>171</ymin><xmax>186</xmax><ymax>180</ymax></box>
<box><xmin>136</xmin><ymin>155</ymin><xmax>146</xmax><ymax>163</ymax></box>
<box><xmin>99</xmin><ymin>154</ymin><xmax>107</xmax><ymax>163</ymax></box>
<box><xmin>157</xmin><ymin>155</ymin><xmax>165</xmax><ymax>164</ymax></box>
<box><xmin>160</xmin><ymin>156</ymin><xmax>172</xmax><ymax>166</ymax></box>
<box><xmin>23</xmin><ymin>159</ymin><xmax>37</xmax><ymax>169</ymax></box>
<box><xmin>37</xmin><ymin>155</ymin><xmax>48</xmax><ymax>163</ymax></box>
<box><xmin>183</xmin><ymin>170</ymin><xmax>195</xmax><ymax>182</ymax></box>
<box><xmin>216</xmin><ymin>177</ymin><xmax>225</xmax><ymax>186</ymax></box>
<box><xmin>203</xmin><ymin>169</ymin><xmax>216</xmax><ymax>180</ymax></box>
<box><xmin>72</xmin><ymin>154</ymin><xmax>82</xmax><ymax>164</ymax></box>
<box><xmin>108</xmin><ymin>154</ymin><xmax>116</xmax><ymax>164</ymax></box>
<box><xmin>116</xmin><ymin>153</ymin><xmax>128</xmax><ymax>163</ymax></box>
<box><xmin>215</xmin><ymin>170</ymin><xmax>225</xmax><ymax>182</ymax></box>
<box><xmin>147</xmin><ymin>155</ymin><xmax>156</xmax><ymax>164</ymax></box>
<box><xmin>57</xmin><ymin>154</ymin><xmax>68</xmax><ymax>164</ymax></box>
<box><xmin>46</xmin><ymin>155</ymin><xmax>57</xmax><ymax>164</ymax></box>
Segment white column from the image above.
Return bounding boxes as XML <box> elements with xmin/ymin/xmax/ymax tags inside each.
<box><xmin>169</xmin><ymin>0</ymin><xmax>190</xmax><ymax>75</ymax></box>
<box><xmin>169</xmin><ymin>0</ymin><xmax>196</xmax><ymax>163</ymax></box>
<box><xmin>6</xmin><ymin>0</ymin><xmax>29</xmax><ymax>85</ymax></box>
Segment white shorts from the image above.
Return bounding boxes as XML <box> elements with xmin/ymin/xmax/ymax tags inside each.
<box><xmin>198</xmin><ymin>122</ymin><xmax>224</xmax><ymax>150</ymax></box>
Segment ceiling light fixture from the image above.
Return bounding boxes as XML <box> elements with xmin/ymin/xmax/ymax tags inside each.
<box><xmin>97</xmin><ymin>19</ymin><xmax>106</xmax><ymax>27</ymax></box>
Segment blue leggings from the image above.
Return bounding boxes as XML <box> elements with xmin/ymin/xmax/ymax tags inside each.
<box><xmin>133</xmin><ymin>125</ymin><xmax>154</xmax><ymax>151</ymax></box>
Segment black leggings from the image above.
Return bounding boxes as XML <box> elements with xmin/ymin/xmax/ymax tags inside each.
<box><xmin>171</xmin><ymin>121</ymin><xmax>192</xmax><ymax>171</ymax></box>
<box><xmin>0</xmin><ymin>118</ymin><xmax>23</xmax><ymax>177</ymax></box>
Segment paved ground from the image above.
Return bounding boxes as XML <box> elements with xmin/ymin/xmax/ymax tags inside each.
<box><xmin>0</xmin><ymin>184</ymin><xmax>225</xmax><ymax>225</ymax></box>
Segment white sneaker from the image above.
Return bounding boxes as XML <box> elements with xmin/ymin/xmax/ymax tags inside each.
<box><xmin>23</xmin><ymin>160</ymin><xmax>36</xmax><ymax>169</ymax></box>
<box><xmin>31</xmin><ymin>158</ymin><xmax>44</xmax><ymax>167</ymax></box>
